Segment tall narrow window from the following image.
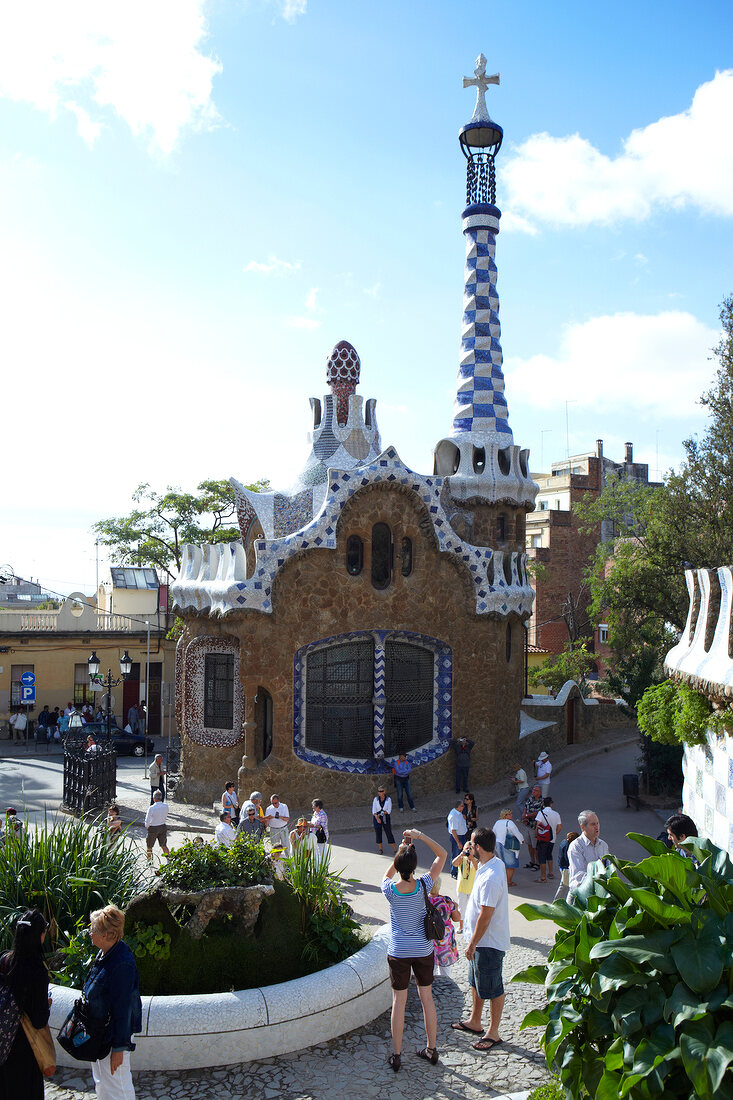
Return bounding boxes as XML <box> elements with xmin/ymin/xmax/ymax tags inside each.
<box><xmin>346</xmin><ymin>535</ymin><xmax>364</xmax><ymax>576</ymax></box>
<box><xmin>400</xmin><ymin>537</ymin><xmax>413</xmax><ymax>577</ymax></box>
<box><xmin>204</xmin><ymin>653</ymin><xmax>234</xmax><ymax>729</ymax></box>
<box><xmin>74</xmin><ymin>664</ymin><xmax>95</xmax><ymax>708</ymax></box>
<box><xmin>498</xmin><ymin>514</ymin><xmax>506</xmax><ymax>541</ymax></box>
<box><xmin>371</xmin><ymin>523</ymin><xmax>392</xmax><ymax>589</ymax></box>
<box><xmin>257</xmin><ymin>686</ymin><xmax>273</xmax><ymax>760</ymax></box>
<box><xmin>384</xmin><ymin>642</ymin><xmax>434</xmax><ymax>755</ymax></box>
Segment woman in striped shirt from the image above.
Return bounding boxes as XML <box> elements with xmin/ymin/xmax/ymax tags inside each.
<box><xmin>381</xmin><ymin>827</ymin><xmax>447</xmax><ymax>1072</ymax></box>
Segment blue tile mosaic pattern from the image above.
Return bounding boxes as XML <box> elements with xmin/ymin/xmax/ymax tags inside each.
<box><xmin>451</xmin><ymin>209</ymin><xmax>512</xmax><ymax>441</ymax></box>
<box><xmin>292</xmin><ymin>628</ymin><xmax>453</xmax><ymax>774</ymax></box>
<box><xmin>172</xmin><ymin>447</ymin><xmax>535</xmax><ymax>620</ymax></box>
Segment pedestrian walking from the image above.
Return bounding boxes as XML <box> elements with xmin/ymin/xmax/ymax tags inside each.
<box><xmin>144</xmin><ymin>791</ymin><xmax>170</xmax><ymax>865</ymax></box>
<box><xmin>392</xmin><ymin>754</ymin><xmax>416</xmax><ymax>812</ymax></box>
<box><xmin>9</xmin><ymin>709</ymin><xmax>27</xmax><ymax>745</ymax></box>
<box><xmin>510</xmin><ymin>761</ymin><xmax>529</xmax><ymax>813</ymax></box>
<box><xmin>372</xmin><ymin>785</ymin><xmax>397</xmax><ymax>854</ymax></box>
<box><xmin>447</xmin><ymin>799</ymin><xmax>468</xmax><ymax>879</ymax></box>
<box><xmin>521</xmin><ymin>785</ymin><xmax>544</xmax><ymax>870</ymax></box>
<box><xmin>148</xmin><ymin>754</ymin><xmax>166</xmax><ymax>804</ymax></box>
<box><xmin>382</xmin><ymin>828</ymin><xmax>447</xmax><ymax>1071</ymax></box>
<box><xmin>0</xmin><ymin>908</ymin><xmax>51</xmax><ymax>1100</ymax></box>
<box><xmin>534</xmin><ymin>751</ymin><xmax>552</xmax><ymax>797</ymax></box>
<box><xmin>491</xmin><ymin>809</ymin><xmax>524</xmax><ymax>886</ymax></box>
<box><xmin>534</xmin><ymin>797</ymin><xmax>562</xmax><ymax>883</ymax></box>
<box><xmin>451</xmin><ymin>842</ymin><xmax>478</xmax><ymax>934</ymax></box>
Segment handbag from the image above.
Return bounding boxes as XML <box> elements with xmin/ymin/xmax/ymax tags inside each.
<box><xmin>314</xmin><ymin>826</ymin><xmax>327</xmax><ymax>844</ymax></box>
<box><xmin>21</xmin><ymin>1014</ymin><xmax>56</xmax><ymax>1076</ymax></box>
<box><xmin>420</xmin><ymin>880</ymin><xmax>446</xmax><ymax>941</ymax></box>
<box><xmin>504</xmin><ymin>832</ymin><xmax>521</xmax><ymax>852</ymax></box>
<box><xmin>57</xmin><ymin>997</ymin><xmax>112</xmax><ymax>1062</ymax></box>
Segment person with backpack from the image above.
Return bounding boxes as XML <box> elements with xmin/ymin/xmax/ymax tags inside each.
<box><xmin>0</xmin><ymin>908</ymin><xmax>51</xmax><ymax>1100</ymax></box>
<box><xmin>534</xmin><ymin>797</ymin><xmax>562</xmax><ymax>884</ymax></box>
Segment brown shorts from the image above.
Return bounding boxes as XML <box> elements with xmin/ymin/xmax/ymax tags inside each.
<box><xmin>146</xmin><ymin>824</ymin><xmax>168</xmax><ymax>849</ymax></box>
<box><xmin>387</xmin><ymin>953</ymin><xmax>435</xmax><ymax>990</ymax></box>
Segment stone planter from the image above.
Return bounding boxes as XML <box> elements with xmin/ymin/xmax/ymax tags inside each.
<box><xmin>49</xmin><ymin>926</ymin><xmax>390</xmax><ymax>1070</ymax></box>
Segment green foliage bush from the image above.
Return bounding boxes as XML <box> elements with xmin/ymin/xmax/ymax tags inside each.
<box><xmin>0</xmin><ymin>813</ymin><xmax>145</xmax><ymax>952</ymax></box>
<box><xmin>527</xmin><ymin>1081</ymin><xmax>563</xmax><ymax>1100</ymax></box>
<box><xmin>158</xmin><ymin>834</ymin><xmax>271</xmax><ymax>890</ymax></box>
<box><xmin>286</xmin><ymin>841</ymin><xmax>365</xmax><ymax>967</ymax></box>
<box><xmin>126</xmin><ymin>921</ymin><xmax>171</xmax><ymax>962</ymax></box>
<box><xmin>514</xmin><ymin>833</ymin><xmax>733</xmax><ymax>1099</ymax></box>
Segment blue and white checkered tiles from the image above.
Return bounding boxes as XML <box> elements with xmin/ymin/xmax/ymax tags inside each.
<box><xmin>451</xmin><ymin>214</ymin><xmax>513</xmax><ymax>441</ymax></box>
<box><xmin>292</xmin><ymin>629</ymin><xmax>452</xmax><ymax>774</ymax></box>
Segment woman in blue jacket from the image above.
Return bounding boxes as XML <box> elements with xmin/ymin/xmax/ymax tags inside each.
<box><xmin>84</xmin><ymin>905</ymin><xmax>142</xmax><ymax>1100</ymax></box>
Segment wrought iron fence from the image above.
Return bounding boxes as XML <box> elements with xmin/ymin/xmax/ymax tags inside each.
<box><xmin>62</xmin><ymin>739</ymin><xmax>117</xmax><ymax>815</ymax></box>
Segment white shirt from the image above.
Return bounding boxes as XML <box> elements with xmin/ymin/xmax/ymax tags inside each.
<box><xmin>145</xmin><ymin>801</ymin><xmax>168</xmax><ymax>827</ymax></box>
<box><xmin>215</xmin><ymin>820</ymin><xmax>237</xmax><ymax>848</ymax></box>
<box><xmin>264</xmin><ymin>802</ymin><xmax>290</xmax><ymax>828</ymax></box>
<box><xmin>537</xmin><ymin>806</ymin><xmax>562</xmax><ymax>837</ymax></box>
<box><xmin>10</xmin><ymin>713</ymin><xmax>27</xmax><ymax>731</ymax></box>
<box><xmin>568</xmin><ymin>833</ymin><xmax>609</xmax><ymax>892</ymax></box>
<box><xmin>513</xmin><ymin>767</ymin><xmax>528</xmax><ymax>790</ymax></box>
<box><xmin>372</xmin><ymin>796</ymin><xmax>393</xmax><ymax>816</ymax></box>
<box><xmin>536</xmin><ymin>759</ymin><xmax>552</xmax><ymax>780</ymax></box>
<box><xmin>463</xmin><ymin>856</ymin><xmax>511</xmax><ymax>953</ymax></box>
<box><xmin>492</xmin><ymin>818</ymin><xmax>524</xmax><ymax>847</ymax></box>
<box><xmin>447</xmin><ymin>808</ymin><xmax>467</xmax><ymax>837</ymax></box>
<box><xmin>291</xmin><ymin>829</ymin><xmax>317</xmax><ymax>853</ymax></box>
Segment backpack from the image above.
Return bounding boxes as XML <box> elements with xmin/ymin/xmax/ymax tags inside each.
<box><xmin>535</xmin><ymin>811</ymin><xmax>553</xmax><ymax>843</ymax></box>
<box><xmin>0</xmin><ymin>957</ymin><xmax>21</xmax><ymax>1065</ymax></box>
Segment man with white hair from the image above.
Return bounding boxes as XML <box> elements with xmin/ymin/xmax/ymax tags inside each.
<box><xmin>237</xmin><ymin>801</ymin><xmax>264</xmax><ymax>839</ymax></box>
<box><xmin>568</xmin><ymin>810</ymin><xmax>608</xmax><ymax>898</ymax></box>
<box><xmin>264</xmin><ymin>794</ymin><xmax>290</xmax><ymax>853</ymax></box>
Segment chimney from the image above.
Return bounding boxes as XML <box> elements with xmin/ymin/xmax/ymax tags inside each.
<box><xmin>596</xmin><ymin>439</ymin><xmax>603</xmax><ymax>459</ymax></box>
<box><xmin>625</xmin><ymin>442</ymin><xmax>633</xmax><ymax>464</ymax></box>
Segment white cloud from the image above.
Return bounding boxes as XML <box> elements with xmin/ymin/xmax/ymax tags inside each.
<box><xmin>281</xmin><ymin>0</ymin><xmax>307</xmax><ymax>21</ymax></box>
<box><xmin>505</xmin><ymin>310</ymin><xmax>719</xmax><ymax>418</ymax></box>
<box><xmin>243</xmin><ymin>255</ymin><xmax>301</xmax><ymax>275</ymax></box>
<box><xmin>363</xmin><ymin>282</ymin><xmax>381</xmax><ymax>298</ymax></box>
<box><xmin>287</xmin><ymin>316</ymin><xmax>320</xmax><ymax>330</ymax></box>
<box><xmin>0</xmin><ymin>1</ymin><xmax>222</xmax><ymax>154</ymax></box>
<box><xmin>500</xmin><ymin>70</ymin><xmax>733</xmax><ymax>230</ymax></box>
<box><xmin>63</xmin><ymin>102</ymin><xmax>103</xmax><ymax>146</ymax></box>
<box><xmin>286</xmin><ymin>287</ymin><xmax>321</xmax><ymax>329</ymax></box>
<box><xmin>304</xmin><ymin>287</ymin><xmax>319</xmax><ymax>312</ymax></box>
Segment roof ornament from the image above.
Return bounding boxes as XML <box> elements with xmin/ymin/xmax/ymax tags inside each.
<box><xmin>462</xmin><ymin>53</ymin><xmax>499</xmax><ymax>124</ymax></box>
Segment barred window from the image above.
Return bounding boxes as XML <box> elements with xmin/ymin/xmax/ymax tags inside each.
<box><xmin>383</xmin><ymin>642</ymin><xmax>434</xmax><ymax>755</ymax></box>
<box><xmin>204</xmin><ymin>654</ymin><xmax>235</xmax><ymax>729</ymax></box>
<box><xmin>306</xmin><ymin>640</ymin><xmax>374</xmax><ymax>757</ymax></box>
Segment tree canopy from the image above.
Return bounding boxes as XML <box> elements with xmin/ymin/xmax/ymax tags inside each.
<box><xmin>575</xmin><ymin>293</ymin><xmax>733</xmax><ymax>705</ymax></box>
<box><xmin>93</xmin><ymin>478</ymin><xmax>269</xmax><ymax>583</ymax></box>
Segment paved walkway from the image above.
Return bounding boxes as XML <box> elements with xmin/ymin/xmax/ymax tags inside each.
<box><xmin>41</xmin><ymin>734</ymin><xmax>667</xmax><ymax>1100</ymax></box>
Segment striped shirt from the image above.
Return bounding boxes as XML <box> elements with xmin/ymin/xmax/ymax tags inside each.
<box><xmin>381</xmin><ymin>873</ymin><xmax>434</xmax><ymax>958</ymax></box>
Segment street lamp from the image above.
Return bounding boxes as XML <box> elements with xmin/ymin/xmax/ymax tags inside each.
<box><xmin>88</xmin><ymin>651</ymin><xmax>132</xmax><ymax>743</ymax></box>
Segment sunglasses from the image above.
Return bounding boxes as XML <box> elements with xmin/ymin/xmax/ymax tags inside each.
<box><xmin>247</xmin><ymin>810</ymin><xmax>256</xmax><ymax>815</ymax></box>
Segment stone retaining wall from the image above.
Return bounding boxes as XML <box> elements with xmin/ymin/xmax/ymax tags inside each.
<box><xmin>50</xmin><ymin>927</ymin><xmax>391</xmax><ymax>1070</ymax></box>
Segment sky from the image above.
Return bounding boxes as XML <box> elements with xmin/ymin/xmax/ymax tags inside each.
<box><xmin>2</xmin><ymin>0</ymin><xmax>732</xmax><ymax>597</ymax></box>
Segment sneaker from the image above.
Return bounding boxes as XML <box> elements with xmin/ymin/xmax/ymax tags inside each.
<box><xmin>411</xmin><ymin>806</ymin><xmax>417</xmax><ymax>812</ymax></box>
<box><xmin>399</xmin><ymin>807</ymin><xmax>404</xmax><ymax>813</ymax></box>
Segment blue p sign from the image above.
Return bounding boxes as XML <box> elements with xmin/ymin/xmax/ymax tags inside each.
<box><xmin>21</xmin><ymin>686</ymin><xmax>35</xmax><ymax>703</ymax></box>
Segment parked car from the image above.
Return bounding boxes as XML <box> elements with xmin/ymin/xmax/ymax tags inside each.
<box><xmin>77</xmin><ymin>721</ymin><xmax>154</xmax><ymax>758</ymax></box>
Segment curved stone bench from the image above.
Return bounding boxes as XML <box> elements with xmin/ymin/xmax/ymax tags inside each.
<box><xmin>50</xmin><ymin>925</ymin><xmax>390</xmax><ymax>1070</ymax></box>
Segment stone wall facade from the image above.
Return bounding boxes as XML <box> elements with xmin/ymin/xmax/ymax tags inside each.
<box><xmin>177</xmin><ymin>484</ymin><xmax>526</xmax><ymax>809</ymax></box>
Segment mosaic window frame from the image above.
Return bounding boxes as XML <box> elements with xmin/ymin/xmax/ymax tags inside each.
<box><xmin>184</xmin><ymin>636</ymin><xmax>245</xmax><ymax>747</ymax></box>
<box><xmin>293</xmin><ymin>629</ymin><xmax>452</xmax><ymax>774</ymax></box>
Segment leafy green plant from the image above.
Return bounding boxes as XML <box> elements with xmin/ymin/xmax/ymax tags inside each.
<box><xmin>286</xmin><ymin>842</ymin><xmax>366</xmax><ymax>964</ymax></box>
<box><xmin>126</xmin><ymin>921</ymin><xmax>171</xmax><ymax>962</ymax></box>
<box><xmin>637</xmin><ymin>679</ymin><xmax>730</xmax><ymax>748</ymax></box>
<box><xmin>514</xmin><ymin>833</ymin><xmax>733</xmax><ymax>1099</ymax></box>
<box><xmin>158</xmin><ymin>834</ymin><xmax>271</xmax><ymax>891</ymax></box>
<box><xmin>49</xmin><ymin>922</ymin><xmax>97</xmax><ymax>989</ymax></box>
<box><xmin>527</xmin><ymin>1081</ymin><xmax>563</xmax><ymax>1100</ymax></box>
<box><xmin>0</xmin><ymin>812</ymin><xmax>145</xmax><ymax>952</ymax></box>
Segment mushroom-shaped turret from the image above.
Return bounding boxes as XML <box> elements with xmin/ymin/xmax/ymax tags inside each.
<box><xmin>327</xmin><ymin>340</ymin><xmax>361</xmax><ymax>425</ymax></box>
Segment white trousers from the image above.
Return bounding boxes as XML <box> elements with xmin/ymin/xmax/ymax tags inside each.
<box><xmin>92</xmin><ymin>1052</ymin><xmax>136</xmax><ymax>1100</ymax></box>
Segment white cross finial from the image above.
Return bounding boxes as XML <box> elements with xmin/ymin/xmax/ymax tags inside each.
<box><xmin>462</xmin><ymin>53</ymin><xmax>499</xmax><ymax>123</ymax></box>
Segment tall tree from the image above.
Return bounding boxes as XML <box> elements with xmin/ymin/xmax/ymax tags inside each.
<box><xmin>93</xmin><ymin>478</ymin><xmax>269</xmax><ymax>583</ymax></box>
<box><xmin>576</xmin><ymin>294</ymin><xmax>733</xmax><ymax>703</ymax></box>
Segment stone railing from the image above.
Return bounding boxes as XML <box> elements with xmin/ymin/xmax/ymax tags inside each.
<box><xmin>664</xmin><ymin>566</ymin><xmax>733</xmax><ymax>701</ymax></box>
<box><xmin>50</xmin><ymin>926</ymin><xmax>390</xmax><ymax>1070</ymax></box>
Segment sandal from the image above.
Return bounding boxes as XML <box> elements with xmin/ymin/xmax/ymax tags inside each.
<box><xmin>416</xmin><ymin>1046</ymin><xmax>439</xmax><ymax>1065</ymax></box>
<box><xmin>388</xmin><ymin>1053</ymin><xmax>401</xmax><ymax>1072</ymax></box>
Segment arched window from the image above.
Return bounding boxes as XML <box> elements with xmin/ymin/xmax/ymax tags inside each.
<box><xmin>346</xmin><ymin>535</ymin><xmax>363</xmax><ymax>576</ymax></box>
<box><xmin>371</xmin><ymin>523</ymin><xmax>392</xmax><ymax>589</ymax></box>
<box><xmin>506</xmin><ymin>624</ymin><xmax>512</xmax><ymax>662</ymax></box>
<box><xmin>401</xmin><ymin>536</ymin><xmax>413</xmax><ymax>577</ymax></box>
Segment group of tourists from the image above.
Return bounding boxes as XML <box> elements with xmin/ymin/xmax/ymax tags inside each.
<box><xmin>214</xmin><ymin>786</ymin><xmax>330</xmax><ymax>862</ymax></box>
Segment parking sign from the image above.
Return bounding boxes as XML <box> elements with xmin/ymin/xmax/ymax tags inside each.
<box><xmin>21</xmin><ymin>685</ymin><xmax>35</xmax><ymax>703</ymax></box>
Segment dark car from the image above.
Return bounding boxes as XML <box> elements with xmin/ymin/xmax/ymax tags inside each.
<box><xmin>79</xmin><ymin>721</ymin><xmax>154</xmax><ymax>758</ymax></box>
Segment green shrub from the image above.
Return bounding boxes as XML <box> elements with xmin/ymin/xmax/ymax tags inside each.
<box><xmin>527</xmin><ymin>1081</ymin><xmax>563</xmax><ymax>1100</ymax></box>
<box><xmin>285</xmin><ymin>841</ymin><xmax>366</xmax><ymax>965</ymax></box>
<box><xmin>50</xmin><ymin>923</ymin><xmax>97</xmax><ymax>989</ymax></box>
<box><xmin>158</xmin><ymin>834</ymin><xmax>271</xmax><ymax>890</ymax></box>
<box><xmin>514</xmin><ymin>833</ymin><xmax>733</xmax><ymax>1099</ymax></box>
<box><xmin>126</xmin><ymin>921</ymin><xmax>171</xmax><ymax>962</ymax></box>
<box><xmin>0</xmin><ymin>812</ymin><xmax>145</xmax><ymax>952</ymax></box>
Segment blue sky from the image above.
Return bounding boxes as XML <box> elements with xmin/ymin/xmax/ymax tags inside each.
<box><xmin>2</xmin><ymin>0</ymin><xmax>732</xmax><ymax>595</ymax></box>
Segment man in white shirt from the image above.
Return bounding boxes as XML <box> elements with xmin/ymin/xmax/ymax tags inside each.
<box><xmin>9</xmin><ymin>710</ymin><xmax>27</xmax><ymax>744</ymax></box>
<box><xmin>568</xmin><ymin>810</ymin><xmax>609</xmax><ymax>898</ymax></box>
<box><xmin>264</xmin><ymin>795</ymin><xmax>290</xmax><ymax>853</ymax></box>
<box><xmin>534</xmin><ymin>797</ymin><xmax>562</xmax><ymax>884</ymax></box>
<box><xmin>215</xmin><ymin>811</ymin><xmax>237</xmax><ymax>848</ymax></box>
<box><xmin>452</xmin><ymin>826</ymin><xmax>510</xmax><ymax>1052</ymax></box>
<box><xmin>511</xmin><ymin>761</ymin><xmax>529</xmax><ymax>813</ymax></box>
<box><xmin>144</xmin><ymin>790</ymin><xmax>170</xmax><ymax>863</ymax></box>
<box><xmin>535</xmin><ymin>751</ymin><xmax>552</xmax><ymax>796</ymax></box>
<box><xmin>447</xmin><ymin>799</ymin><xmax>467</xmax><ymax>879</ymax></box>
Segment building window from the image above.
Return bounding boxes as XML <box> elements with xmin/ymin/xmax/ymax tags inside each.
<box><xmin>540</xmin><ymin>501</ymin><xmax>548</xmax><ymax>511</ymax></box>
<box><xmin>384</xmin><ymin>641</ymin><xmax>433</xmax><ymax>755</ymax></box>
<box><xmin>346</xmin><ymin>535</ymin><xmax>364</xmax><ymax>576</ymax></box>
<box><xmin>371</xmin><ymin>523</ymin><xmax>392</xmax><ymax>589</ymax></box>
<box><xmin>531</xmin><ymin>534</ymin><xmax>542</xmax><ymax>548</ymax></box>
<box><xmin>204</xmin><ymin>653</ymin><xmax>235</xmax><ymax>729</ymax></box>
<box><xmin>305</xmin><ymin>639</ymin><xmax>375</xmax><ymax>757</ymax></box>
<box><xmin>598</xmin><ymin>624</ymin><xmax>609</xmax><ymax>644</ymax></box>
<box><xmin>400</xmin><ymin>537</ymin><xmax>413</xmax><ymax>577</ymax></box>
<box><xmin>10</xmin><ymin>664</ymin><xmax>33</xmax><ymax>707</ymax></box>
<box><xmin>74</xmin><ymin>663</ymin><xmax>95</xmax><ymax>708</ymax></box>
<box><xmin>257</xmin><ymin>686</ymin><xmax>273</xmax><ymax>760</ymax></box>
<box><xmin>497</xmin><ymin>514</ymin><xmax>506</xmax><ymax>541</ymax></box>
<box><xmin>295</xmin><ymin>630</ymin><xmax>452</xmax><ymax>772</ymax></box>
<box><xmin>506</xmin><ymin>624</ymin><xmax>512</xmax><ymax>662</ymax></box>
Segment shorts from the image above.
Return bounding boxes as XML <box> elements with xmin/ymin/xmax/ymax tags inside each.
<box><xmin>387</xmin><ymin>953</ymin><xmax>435</xmax><ymax>990</ymax></box>
<box><xmin>146</xmin><ymin>824</ymin><xmax>168</xmax><ymax>849</ymax></box>
<box><xmin>537</xmin><ymin>840</ymin><xmax>554</xmax><ymax>864</ymax></box>
<box><xmin>468</xmin><ymin>946</ymin><xmax>504</xmax><ymax>1001</ymax></box>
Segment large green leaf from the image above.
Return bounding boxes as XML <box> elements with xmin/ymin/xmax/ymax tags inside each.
<box><xmin>686</xmin><ymin>836</ymin><xmax>733</xmax><ymax>879</ymax></box>
<box><xmin>664</xmin><ymin>980</ymin><xmax>728</xmax><ymax>1026</ymax></box>
<box><xmin>626</xmin><ymin>886</ymin><xmax>690</xmax><ymax>926</ymax></box>
<box><xmin>633</xmin><ymin>854</ymin><xmax>700</xmax><ymax>903</ymax></box>
<box><xmin>591</xmin><ymin>929</ymin><xmax>679</xmax><ymax>972</ymax></box>
<box><xmin>516</xmin><ymin>898</ymin><xmax>581</xmax><ymax>930</ymax></box>
<box><xmin>627</xmin><ymin>833</ymin><xmax>672</xmax><ymax>857</ymax></box>
<box><xmin>611</xmin><ymin>984</ymin><xmax>665</xmax><ymax>1036</ymax></box>
<box><xmin>680</xmin><ymin>1019</ymin><xmax>727</xmax><ymax>1098</ymax></box>
<box><xmin>596</xmin><ymin>1068</ymin><xmax>623</xmax><ymax>1099</ymax></box>
<box><xmin>511</xmin><ymin>964</ymin><xmax>548</xmax><ymax>985</ymax></box>
<box><xmin>671</xmin><ymin>921</ymin><xmax>726</xmax><ymax>993</ymax></box>
<box><xmin>520</xmin><ymin>1008</ymin><xmax>550</xmax><ymax>1029</ymax></box>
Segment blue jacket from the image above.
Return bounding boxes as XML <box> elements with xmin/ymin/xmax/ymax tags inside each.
<box><xmin>83</xmin><ymin>940</ymin><xmax>142</xmax><ymax>1052</ymax></box>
